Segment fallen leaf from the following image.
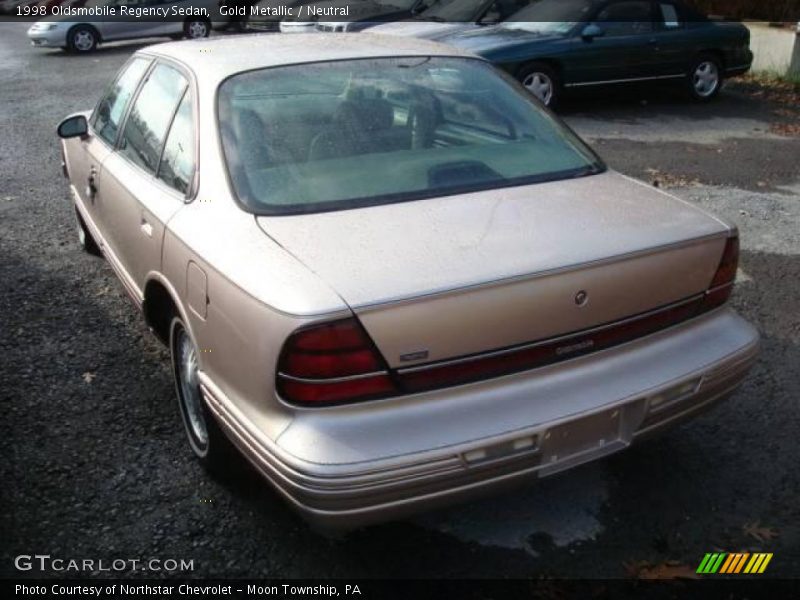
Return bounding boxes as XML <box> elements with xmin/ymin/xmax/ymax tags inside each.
<box><xmin>743</xmin><ymin>521</ymin><xmax>779</xmax><ymax>543</ymax></box>
<box><xmin>82</xmin><ymin>371</ymin><xmax>96</xmax><ymax>384</ymax></box>
<box><xmin>770</xmin><ymin>122</ymin><xmax>800</xmax><ymax>137</ymax></box>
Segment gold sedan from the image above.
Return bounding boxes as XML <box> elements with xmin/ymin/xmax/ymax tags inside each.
<box><xmin>57</xmin><ymin>33</ymin><xmax>759</xmax><ymax>530</ymax></box>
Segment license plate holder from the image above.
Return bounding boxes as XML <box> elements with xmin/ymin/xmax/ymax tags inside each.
<box><xmin>540</xmin><ymin>408</ymin><xmax>624</xmax><ymax>475</ymax></box>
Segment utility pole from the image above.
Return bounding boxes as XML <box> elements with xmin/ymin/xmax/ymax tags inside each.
<box><xmin>790</xmin><ymin>23</ymin><xmax>800</xmax><ymax>76</ymax></box>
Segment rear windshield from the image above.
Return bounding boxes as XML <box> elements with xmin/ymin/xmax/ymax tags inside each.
<box><xmin>218</xmin><ymin>57</ymin><xmax>603</xmax><ymax>215</ymax></box>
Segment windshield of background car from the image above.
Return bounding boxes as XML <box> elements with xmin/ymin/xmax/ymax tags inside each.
<box><xmin>218</xmin><ymin>56</ymin><xmax>602</xmax><ymax>215</ymax></box>
<box><xmin>422</xmin><ymin>0</ymin><xmax>484</xmax><ymax>21</ymax></box>
<box><xmin>374</xmin><ymin>0</ymin><xmax>418</xmax><ymax>9</ymax></box>
<box><xmin>503</xmin><ymin>0</ymin><xmax>594</xmax><ymax>28</ymax></box>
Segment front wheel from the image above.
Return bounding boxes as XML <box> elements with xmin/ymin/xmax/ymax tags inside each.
<box><xmin>170</xmin><ymin>317</ymin><xmax>237</xmax><ymax>474</ymax></box>
<box><xmin>67</xmin><ymin>25</ymin><xmax>98</xmax><ymax>53</ymax></box>
<box><xmin>687</xmin><ymin>54</ymin><xmax>722</xmax><ymax>101</ymax></box>
<box><xmin>518</xmin><ymin>62</ymin><xmax>560</xmax><ymax>108</ymax></box>
<box><xmin>184</xmin><ymin>18</ymin><xmax>211</xmax><ymax>39</ymax></box>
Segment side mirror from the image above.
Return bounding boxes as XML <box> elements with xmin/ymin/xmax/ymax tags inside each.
<box><xmin>57</xmin><ymin>115</ymin><xmax>88</xmax><ymax>139</ymax></box>
<box><xmin>581</xmin><ymin>23</ymin><xmax>605</xmax><ymax>40</ymax></box>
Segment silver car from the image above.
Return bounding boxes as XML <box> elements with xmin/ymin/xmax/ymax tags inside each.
<box><xmin>27</xmin><ymin>0</ymin><xmax>218</xmax><ymax>53</ymax></box>
<box><xmin>57</xmin><ymin>33</ymin><xmax>759</xmax><ymax>530</ymax></box>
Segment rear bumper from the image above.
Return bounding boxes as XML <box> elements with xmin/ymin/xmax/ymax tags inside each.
<box><xmin>725</xmin><ymin>50</ymin><xmax>754</xmax><ymax>77</ymax></box>
<box><xmin>201</xmin><ymin>308</ymin><xmax>759</xmax><ymax>530</ymax></box>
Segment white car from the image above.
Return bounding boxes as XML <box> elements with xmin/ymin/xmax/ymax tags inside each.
<box><xmin>27</xmin><ymin>0</ymin><xmax>219</xmax><ymax>53</ymax></box>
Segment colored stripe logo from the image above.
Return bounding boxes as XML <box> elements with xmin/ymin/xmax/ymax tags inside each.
<box><xmin>697</xmin><ymin>553</ymin><xmax>773</xmax><ymax>574</ymax></box>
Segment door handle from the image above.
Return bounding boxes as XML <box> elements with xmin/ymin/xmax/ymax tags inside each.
<box><xmin>86</xmin><ymin>166</ymin><xmax>98</xmax><ymax>200</ymax></box>
<box><xmin>140</xmin><ymin>218</ymin><xmax>153</xmax><ymax>238</ymax></box>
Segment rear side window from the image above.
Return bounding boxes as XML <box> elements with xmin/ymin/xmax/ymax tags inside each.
<box><xmin>119</xmin><ymin>64</ymin><xmax>188</xmax><ymax>174</ymax></box>
<box><xmin>157</xmin><ymin>93</ymin><xmax>195</xmax><ymax>194</ymax></box>
<box><xmin>659</xmin><ymin>2</ymin><xmax>681</xmax><ymax>28</ymax></box>
<box><xmin>91</xmin><ymin>57</ymin><xmax>151</xmax><ymax>146</ymax></box>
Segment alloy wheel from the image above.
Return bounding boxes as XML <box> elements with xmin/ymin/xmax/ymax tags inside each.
<box><xmin>693</xmin><ymin>61</ymin><xmax>720</xmax><ymax>98</ymax></box>
<box><xmin>73</xmin><ymin>30</ymin><xmax>95</xmax><ymax>52</ymax></box>
<box><xmin>186</xmin><ymin>20</ymin><xmax>209</xmax><ymax>38</ymax></box>
<box><xmin>176</xmin><ymin>328</ymin><xmax>208</xmax><ymax>450</ymax></box>
<box><xmin>522</xmin><ymin>72</ymin><xmax>554</xmax><ymax>106</ymax></box>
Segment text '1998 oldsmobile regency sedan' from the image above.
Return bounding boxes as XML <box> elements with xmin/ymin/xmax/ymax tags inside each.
<box><xmin>58</xmin><ymin>33</ymin><xmax>759</xmax><ymax>530</ymax></box>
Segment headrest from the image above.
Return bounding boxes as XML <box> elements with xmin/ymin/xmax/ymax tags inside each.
<box><xmin>334</xmin><ymin>99</ymin><xmax>394</xmax><ymax>133</ymax></box>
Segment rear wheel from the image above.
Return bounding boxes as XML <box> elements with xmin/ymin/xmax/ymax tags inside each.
<box><xmin>518</xmin><ymin>62</ymin><xmax>560</xmax><ymax>108</ymax></box>
<box><xmin>170</xmin><ymin>317</ymin><xmax>237</xmax><ymax>474</ymax></box>
<box><xmin>687</xmin><ymin>53</ymin><xmax>722</xmax><ymax>101</ymax></box>
<box><xmin>67</xmin><ymin>25</ymin><xmax>98</xmax><ymax>53</ymax></box>
<box><xmin>184</xmin><ymin>18</ymin><xmax>211</xmax><ymax>39</ymax></box>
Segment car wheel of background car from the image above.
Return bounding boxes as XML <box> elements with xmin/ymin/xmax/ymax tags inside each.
<box><xmin>518</xmin><ymin>62</ymin><xmax>559</xmax><ymax>108</ymax></box>
<box><xmin>184</xmin><ymin>18</ymin><xmax>211</xmax><ymax>39</ymax></box>
<box><xmin>170</xmin><ymin>317</ymin><xmax>238</xmax><ymax>474</ymax></box>
<box><xmin>687</xmin><ymin>53</ymin><xmax>722</xmax><ymax>101</ymax></box>
<box><xmin>74</xmin><ymin>208</ymin><xmax>101</xmax><ymax>256</ymax></box>
<box><xmin>67</xmin><ymin>25</ymin><xmax>98</xmax><ymax>53</ymax></box>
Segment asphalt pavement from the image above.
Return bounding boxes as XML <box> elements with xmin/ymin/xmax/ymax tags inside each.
<box><xmin>1</xmin><ymin>24</ymin><xmax>798</xmax><ymax>579</ymax></box>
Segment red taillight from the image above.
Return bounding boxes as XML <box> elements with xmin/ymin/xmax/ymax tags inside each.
<box><xmin>710</xmin><ymin>235</ymin><xmax>739</xmax><ymax>289</ymax></box>
<box><xmin>703</xmin><ymin>234</ymin><xmax>739</xmax><ymax>310</ymax></box>
<box><xmin>277</xmin><ymin>318</ymin><xmax>397</xmax><ymax>406</ymax></box>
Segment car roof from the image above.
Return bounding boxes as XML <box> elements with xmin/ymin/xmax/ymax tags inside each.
<box><xmin>140</xmin><ymin>33</ymin><xmax>478</xmax><ymax>81</ymax></box>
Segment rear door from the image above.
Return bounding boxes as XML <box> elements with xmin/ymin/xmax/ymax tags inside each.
<box><xmin>99</xmin><ymin>61</ymin><xmax>194</xmax><ymax>294</ymax></box>
<box><xmin>649</xmin><ymin>1</ymin><xmax>694</xmax><ymax>77</ymax></box>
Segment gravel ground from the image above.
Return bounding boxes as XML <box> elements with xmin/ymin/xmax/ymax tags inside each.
<box><xmin>1</xmin><ymin>24</ymin><xmax>799</xmax><ymax>579</ymax></box>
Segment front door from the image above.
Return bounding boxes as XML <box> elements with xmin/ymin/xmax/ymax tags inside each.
<box><xmin>97</xmin><ymin>0</ymin><xmax>180</xmax><ymax>41</ymax></box>
<box><xmin>69</xmin><ymin>56</ymin><xmax>152</xmax><ymax>242</ymax></box>
<box><xmin>569</xmin><ymin>0</ymin><xmax>659</xmax><ymax>84</ymax></box>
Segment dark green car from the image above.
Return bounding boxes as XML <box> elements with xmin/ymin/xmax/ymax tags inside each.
<box><xmin>439</xmin><ymin>0</ymin><xmax>753</xmax><ymax>107</ymax></box>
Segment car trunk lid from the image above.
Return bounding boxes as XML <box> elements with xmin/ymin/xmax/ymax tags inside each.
<box><xmin>257</xmin><ymin>171</ymin><xmax>730</xmax><ymax>368</ymax></box>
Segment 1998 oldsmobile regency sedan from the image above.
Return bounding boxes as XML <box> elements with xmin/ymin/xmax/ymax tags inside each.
<box><xmin>58</xmin><ymin>34</ymin><xmax>759</xmax><ymax>529</ymax></box>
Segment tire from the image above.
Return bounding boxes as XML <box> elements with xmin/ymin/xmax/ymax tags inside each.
<box><xmin>686</xmin><ymin>53</ymin><xmax>722</xmax><ymax>102</ymax></box>
<box><xmin>183</xmin><ymin>18</ymin><xmax>211</xmax><ymax>39</ymax></box>
<box><xmin>518</xmin><ymin>62</ymin><xmax>560</xmax><ymax>108</ymax></box>
<box><xmin>170</xmin><ymin>317</ymin><xmax>238</xmax><ymax>475</ymax></box>
<box><xmin>74</xmin><ymin>208</ymin><xmax>101</xmax><ymax>257</ymax></box>
<box><xmin>66</xmin><ymin>25</ymin><xmax>98</xmax><ymax>53</ymax></box>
